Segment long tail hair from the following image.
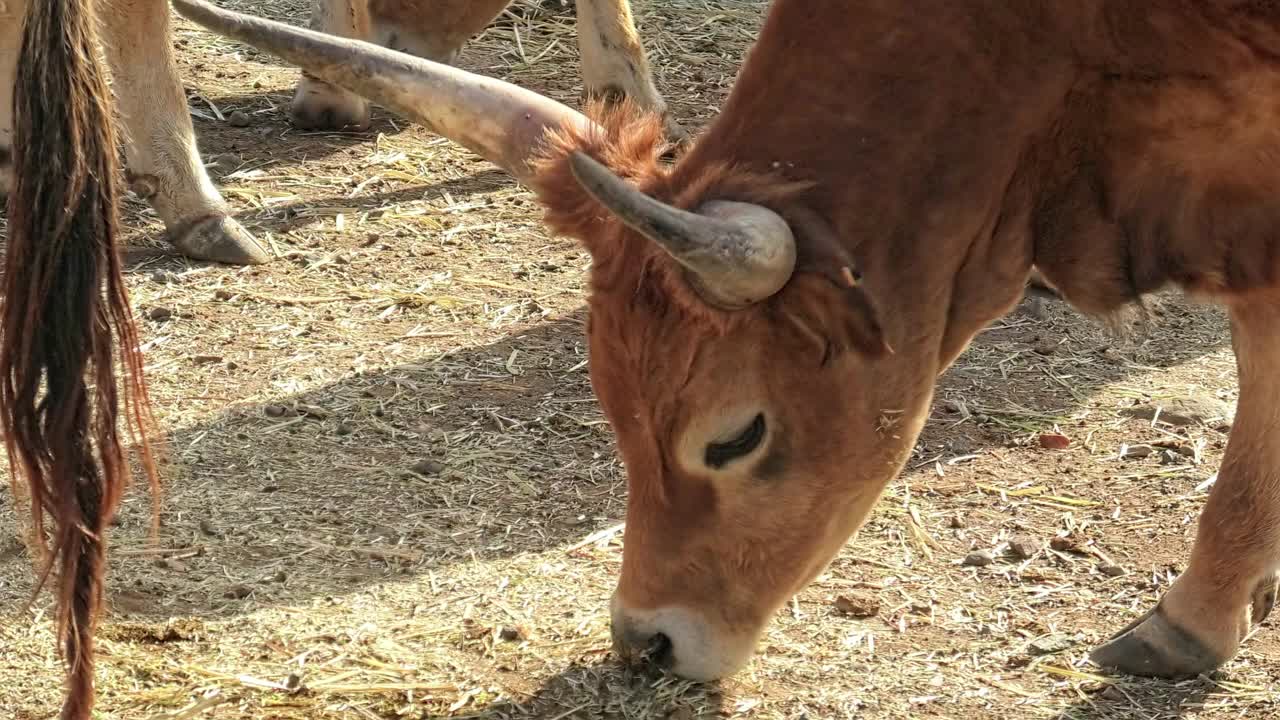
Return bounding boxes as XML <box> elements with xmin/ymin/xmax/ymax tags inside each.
<box><xmin>2</xmin><ymin>0</ymin><xmax>157</xmax><ymax>716</ymax></box>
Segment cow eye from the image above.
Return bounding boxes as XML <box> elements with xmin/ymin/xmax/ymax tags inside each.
<box><xmin>705</xmin><ymin>414</ymin><xmax>766</xmax><ymax>469</ymax></box>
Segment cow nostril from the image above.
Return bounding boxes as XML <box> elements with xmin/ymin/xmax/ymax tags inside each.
<box><xmin>641</xmin><ymin>632</ymin><xmax>673</xmax><ymax>667</ymax></box>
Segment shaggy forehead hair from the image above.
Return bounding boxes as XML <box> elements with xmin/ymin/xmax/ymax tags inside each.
<box><xmin>528</xmin><ymin>101</ymin><xmax>888</xmax><ymax>369</ymax></box>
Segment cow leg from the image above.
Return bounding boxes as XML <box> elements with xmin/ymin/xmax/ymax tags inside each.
<box><xmin>1092</xmin><ymin>299</ymin><xmax>1280</xmax><ymax>677</ymax></box>
<box><xmin>294</xmin><ymin>0</ymin><xmax>510</xmax><ymax>131</ymax></box>
<box><xmin>1</xmin><ymin>0</ymin><xmax>21</xmax><ymax>194</ymax></box>
<box><xmin>99</xmin><ymin>0</ymin><xmax>268</xmax><ymax>264</ymax></box>
<box><xmin>575</xmin><ymin>0</ymin><xmax>684</xmax><ymax>142</ymax></box>
<box><xmin>290</xmin><ymin>0</ymin><xmax>374</xmax><ymax>130</ymax></box>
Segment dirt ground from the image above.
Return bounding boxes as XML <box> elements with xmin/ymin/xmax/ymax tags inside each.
<box><xmin>2</xmin><ymin>1</ymin><xmax>1278</xmax><ymax>718</ymax></box>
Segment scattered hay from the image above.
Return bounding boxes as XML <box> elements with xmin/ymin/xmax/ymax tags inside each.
<box><xmin>1</xmin><ymin>1</ymin><xmax>1276</xmax><ymax>718</ymax></box>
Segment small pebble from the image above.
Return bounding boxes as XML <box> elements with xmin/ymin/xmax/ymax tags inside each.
<box><xmin>498</xmin><ymin>626</ymin><xmax>522</xmax><ymax>642</ymax></box>
<box><xmin>1039</xmin><ymin>433</ymin><xmax>1070</xmax><ymax>450</ymax></box>
<box><xmin>228</xmin><ymin>110</ymin><xmax>252</xmax><ymax>127</ymax></box>
<box><xmin>948</xmin><ymin>514</ymin><xmax>967</xmax><ymax>529</ymax></box>
<box><xmin>154</xmin><ymin>557</ymin><xmax>186</xmax><ymax>573</ymax></box>
<box><xmin>1029</xmin><ymin>633</ymin><xmax>1075</xmax><ymax>656</ymax></box>
<box><xmin>1098</xmin><ymin>563</ymin><xmax>1126</xmax><ymax>577</ymax></box>
<box><xmin>263</xmin><ymin>404</ymin><xmax>291</xmax><ymax>418</ymax></box>
<box><xmin>222</xmin><ymin>584</ymin><xmax>252</xmax><ymax>599</ymax></box>
<box><xmin>198</xmin><ymin>518</ymin><xmax>219</xmax><ymax>536</ymax></box>
<box><xmin>834</xmin><ymin>591</ymin><xmax>881</xmax><ymax>618</ymax></box>
<box><xmin>1050</xmin><ymin>535</ymin><xmax>1087</xmax><ymax>553</ymax></box>
<box><xmin>334</xmin><ymin>421</ymin><xmax>353</xmax><ymax>436</ymax></box>
<box><xmin>410</xmin><ymin>458</ymin><xmax>445</xmax><ymax>476</ymax></box>
<box><xmin>146</xmin><ymin>306</ymin><xmax>173</xmax><ymax>322</ymax></box>
<box><xmin>1120</xmin><ymin>444</ymin><xmax>1153</xmax><ymax>459</ymax></box>
<box><xmin>1032</xmin><ymin>339</ymin><xmax>1057</xmax><ymax>355</ymax></box>
<box><xmin>1007</xmin><ymin>536</ymin><xmax>1041</xmax><ymax>560</ymax></box>
<box><xmin>963</xmin><ymin>549</ymin><xmax>995</xmax><ymax>567</ymax></box>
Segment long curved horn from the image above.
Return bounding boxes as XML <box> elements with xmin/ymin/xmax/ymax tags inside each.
<box><xmin>171</xmin><ymin>0</ymin><xmax>597</xmax><ymax>183</ymax></box>
<box><xmin>568</xmin><ymin>152</ymin><xmax>796</xmax><ymax>308</ymax></box>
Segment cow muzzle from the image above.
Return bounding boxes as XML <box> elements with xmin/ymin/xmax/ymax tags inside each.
<box><xmin>609</xmin><ymin>593</ymin><xmax>757</xmax><ymax>681</ymax></box>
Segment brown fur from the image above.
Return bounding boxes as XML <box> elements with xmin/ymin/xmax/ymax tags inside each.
<box><xmin>3</xmin><ymin>0</ymin><xmax>157</xmax><ymax>717</ymax></box>
<box><xmin>521</xmin><ymin>0</ymin><xmax>1280</xmax><ymax>676</ymax></box>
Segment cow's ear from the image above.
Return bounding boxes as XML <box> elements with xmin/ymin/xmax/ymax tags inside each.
<box><xmin>833</xmin><ymin>269</ymin><xmax>891</xmax><ymax>358</ymax></box>
<box><xmin>776</xmin><ymin>207</ymin><xmax>891</xmax><ymax>360</ymax></box>
<box><xmin>775</xmin><ymin>271</ymin><xmax>890</xmax><ymax>365</ymax></box>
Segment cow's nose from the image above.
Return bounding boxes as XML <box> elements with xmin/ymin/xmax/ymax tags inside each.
<box><xmin>611</xmin><ymin>615</ymin><xmax>674</xmax><ymax>669</ymax></box>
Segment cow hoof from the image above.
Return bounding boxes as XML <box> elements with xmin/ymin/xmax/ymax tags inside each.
<box><xmin>170</xmin><ymin>215</ymin><xmax>271</xmax><ymax>265</ymax></box>
<box><xmin>290</xmin><ymin>78</ymin><xmax>371</xmax><ymax>131</ymax></box>
<box><xmin>1089</xmin><ymin>606</ymin><xmax>1226</xmax><ymax>678</ymax></box>
<box><xmin>1252</xmin><ymin>573</ymin><xmax>1279</xmax><ymax>625</ymax></box>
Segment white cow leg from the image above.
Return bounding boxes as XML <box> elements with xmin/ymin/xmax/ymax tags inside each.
<box><xmin>101</xmin><ymin>0</ymin><xmax>268</xmax><ymax>264</ymax></box>
<box><xmin>290</xmin><ymin>0</ymin><xmax>373</xmax><ymax>130</ymax></box>
<box><xmin>294</xmin><ymin>0</ymin><xmax>510</xmax><ymax>129</ymax></box>
<box><xmin>576</xmin><ymin>0</ymin><xmax>684</xmax><ymax>142</ymax></box>
<box><xmin>1092</xmin><ymin>297</ymin><xmax>1280</xmax><ymax>677</ymax></box>
<box><xmin>0</xmin><ymin>0</ymin><xmax>21</xmax><ymax>194</ymax></box>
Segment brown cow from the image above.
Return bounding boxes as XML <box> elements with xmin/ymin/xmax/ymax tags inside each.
<box><xmin>290</xmin><ymin>0</ymin><xmax>683</xmax><ymax>139</ymax></box>
<box><xmin>5</xmin><ymin>0</ymin><xmax>158</xmax><ymax>718</ymax></box>
<box><xmin>186</xmin><ymin>0</ymin><xmax>1280</xmax><ymax>687</ymax></box>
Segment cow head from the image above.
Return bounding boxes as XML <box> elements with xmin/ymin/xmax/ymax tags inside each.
<box><xmin>175</xmin><ymin>0</ymin><xmax>907</xmax><ymax>680</ymax></box>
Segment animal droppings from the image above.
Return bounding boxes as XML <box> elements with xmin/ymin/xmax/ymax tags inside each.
<box><xmin>228</xmin><ymin>110</ymin><xmax>252</xmax><ymax>127</ymax></box>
